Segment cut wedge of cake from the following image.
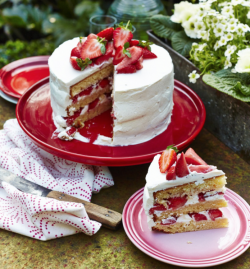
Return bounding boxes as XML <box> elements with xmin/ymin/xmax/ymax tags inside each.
<box><xmin>143</xmin><ymin>147</ymin><xmax>228</xmax><ymax>234</ymax></box>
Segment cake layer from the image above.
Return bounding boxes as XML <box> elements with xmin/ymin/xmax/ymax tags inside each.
<box><xmin>70</xmin><ymin>64</ymin><xmax>113</xmax><ymax>97</ymax></box>
<box><xmin>153</xmin><ymin>199</ymin><xmax>228</xmax><ymax>220</ymax></box>
<box><xmin>66</xmin><ymin>78</ymin><xmax>112</xmax><ymax>116</ymax></box>
<box><xmin>154</xmin><ymin>176</ymin><xmax>227</xmax><ymax>202</ymax></box>
<box><xmin>72</xmin><ymin>94</ymin><xmax>112</xmax><ymax>128</ymax></box>
<box><xmin>153</xmin><ymin>217</ymin><xmax>229</xmax><ymax>234</ymax></box>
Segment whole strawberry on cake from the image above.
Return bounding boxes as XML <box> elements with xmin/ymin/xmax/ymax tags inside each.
<box><xmin>143</xmin><ymin>146</ymin><xmax>229</xmax><ymax>233</ymax></box>
<box><xmin>49</xmin><ymin>21</ymin><xmax>174</xmax><ymax>145</ymax></box>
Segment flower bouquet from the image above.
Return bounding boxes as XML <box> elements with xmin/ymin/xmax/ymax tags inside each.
<box><xmin>150</xmin><ymin>0</ymin><xmax>250</xmax><ymax>102</ymax></box>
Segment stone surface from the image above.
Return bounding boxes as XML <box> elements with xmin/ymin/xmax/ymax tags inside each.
<box><xmin>1</xmin><ymin>95</ymin><xmax>250</xmax><ymax>268</ymax></box>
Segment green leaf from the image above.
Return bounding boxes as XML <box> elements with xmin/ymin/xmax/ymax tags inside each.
<box><xmin>166</xmin><ymin>145</ymin><xmax>178</xmax><ymax>153</ymax></box>
<box><xmin>150</xmin><ymin>15</ymin><xmax>182</xmax><ymax>40</ymax></box>
<box><xmin>171</xmin><ymin>31</ymin><xmax>197</xmax><ymax>57</ymax></box>
<box><xmin>124</xmin><ymin>42</ymin><xmax>130</xmax><ymax>49</ymax></box>
<box><xmin>203</xmin><ymin>69</ymin><xmax>250</xmax><ymax>102</ymax></box>
<box><xmin>76</xmin><ymin>57</ymin><xmax>92</xmax><ymax>71</ymax></box>
<box><xmin>100</xmin><ymin>44</ymin><xmax>106</xmax><ymax>55</ymax></box>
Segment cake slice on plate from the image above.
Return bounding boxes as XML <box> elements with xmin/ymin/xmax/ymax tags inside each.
<box><xmin>143</xmin><ymin>147</ymin><xmax>229</xmax><ymax>233</ymax></box>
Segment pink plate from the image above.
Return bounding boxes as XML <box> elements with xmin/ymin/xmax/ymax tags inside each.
<box><xmin>16</xmin><ymin>77</ymin><xmax>205</xmax><ymax>166</ymax></box>
<box><xmin>123</xmin><ymin>188</ymin><xmax>250</xmax><ymax>267</ymax></box>
<box><xmin>0</xmin><ymin>56</ymin><xmax>50</xmax><ymax>99</ymax></box>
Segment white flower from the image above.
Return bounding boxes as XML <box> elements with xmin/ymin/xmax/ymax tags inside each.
<box><xmin>195</xmin><ymin>21</ymin><xmax>206</xmax><ymax>32</ymax></box>
<box><xmin>171</xmin><ymin>1</ymin><xmax>199</xmax><ymax>24</ymax></box>
<box><xmin>197</xmin><ymin>43</ymin><xmax>207</xmax><ymax>52</ymax></box>
<box><xmin>227</xmin><ymin>24</ymin><xmax>237</xmax><ymax>32</ymax></box>
<box><xmin>242</xmin><ymin>1</ymin><xmax>250</xmax><ymax>7</ymax></box>
<box><xmin>214</xmin><ymin>41</ymin><xmax>220</xmax><ymax>51</ymax></box>
<box><xmin>247</xmin><ymin>11</ymin><xmax>250</xmax><ymax>19</ymax></box>
<box><xmin>212</xmin><ymin>16</ymin><xmax>219</xmax><ymax>25</ymax></box>
<box><xmin>221</xmin><ymin>6</ymin><xmax>234</xmax><ymax>17</ymax></box>
<box><xmin>188</xmin><ymin>70</ymin><xmax>200</xmax><ymax>83</ymax></box>
<box><xmin>218</xmin><ymin>36</ymin><xmax>227</xmax><ymax>47</ymax></box>
<box><xmin>237</xmin><ymin>24</ymin><xmax>246</xmax><ymax>36</ymax></box>
<box><xmin>225</xmin><ymin>45</ymin><xmax>237</xmax><ymax>57</ymax></box>
<box><xmin>224</xmin><ymin>58</ymin><xmax>232</xmax><ymax>69</ymax></box>
<box><xmin>229</xmin><ymin>18</ymin><xmax>238</xmax><ymax>25</ymax></box>
<box><xmin>213</xmin><ymin>24</ymin><xmax>225</xmax><ymax>37</ymax></box>
<box><xmin>182</xmin><ymin>16</ymin><xmax>199</xmax><ymax>38</ymax></box>
<box><xmin>231</xmin><ymin>68</ymin><xmax>237</xmax><ymax>73</ymax></box>
<box><xmin>198</xmin><ymin>30</ymin><xmax>210</xmax><ymax>41</ymax></box>
<box><xmin>241</xmin><ymin>24</ymin><xmax>250</xmax><ymax>32</ymax></box>
<box><xmin>225</xmin><ymin>32</ymin><xmax>234</xmax><ymax>41</ymax></box>
<box><xmin>231</xmin><ymin>0</ymin><xmax>243</xmax><ymax>5</ymax></box>
<box><xmin>235</xmin><ymin>48</ymin><xmax>250</xmax><ymax>73</ymax></box>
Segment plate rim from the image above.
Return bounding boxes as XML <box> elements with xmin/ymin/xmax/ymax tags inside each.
<box><xmin>0</xmin><ymin>55</ymin><xmax>50</xmax><ymax>99</ymax></box>
<box><xmin>16</xmin><ymin>77</ymin><xmax>206</xmax><ymax>166</ymax></box>
<box><xmin>122</xmin><ymin>187</ymin><xmax>250</xmax><ymax>267</ymax></box>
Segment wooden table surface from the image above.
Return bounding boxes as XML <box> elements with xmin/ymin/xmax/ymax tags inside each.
<box><xmin>0</xmin><ymin>95</ymin><xmax>250</xmax><ymax>269</ymax></box>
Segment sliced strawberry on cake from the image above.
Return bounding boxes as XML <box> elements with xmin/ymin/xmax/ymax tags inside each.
<box><xmin>113</xmin><ymin>21</ymin><xmax>133</xmax><ymax>49</ymax></box>
<box><xmin>143</xmin><ymin>147</ymin><xmax>228</xmax><ymax>234</ymax></box>
<box><xmin>97</xmin><ymin>27</ymin><xmax>114</xmax><ymax>41</ymax></box>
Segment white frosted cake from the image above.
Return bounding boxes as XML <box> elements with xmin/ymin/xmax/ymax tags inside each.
<box><xmin>49</xmin><ymin>23</ymin><xmax>174</xmax><ymax>146</ymax></box>
<box><xmin>143</xmin><ymin>147</ymin><xmax>229</xmax><ymax>233</ymax></box>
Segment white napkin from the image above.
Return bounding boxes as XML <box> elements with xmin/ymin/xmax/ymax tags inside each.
<box><xmin>0</xmin><ymin>119</ymin><xmax>114</xmax><ymax>240</ymax></box>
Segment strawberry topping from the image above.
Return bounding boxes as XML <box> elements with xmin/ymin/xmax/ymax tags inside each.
<box><xmin>117</xmin><ymin>46</ymin><xmax>143</xmax><ymax>69</ymax></box>
<box><xmin>116</xmin><ymin>64</ymin><xmax>136</xmax><ymax>74</ymax></box>
<box><xmin>189</xmin><ymin>213</ymin><xmax>207</xmax><ymax>221</ymax></box>
<box><xmin>208</xmin><ymin>209</ymin><xmax>223</xmax><ymax>220</ymax></box>
<box><xmin>70</xmin><ymin>57</ymin><xmax>81</xmax><ymax>71</ymax></box>
<box><xmin>185</xmin><ymin>148</ymin><xmax>207</xmax><ymax>165</ymax></box>
<box><xmin>113</xmin><ymin>46</ymin><xmax>125</xmax><ymax>65</ymax></box>
<box><xmin>159</xmin><ymin>145</ymin><xmax>178</xmax><ymax>173</ymax></box>
<box><xmin>189</xmin><ymin>165</ymin><xmax>216</xmax><ymax>173</ymax></box>
<box><xmin>97</xmin><ymin>27</ymin><xmax>114</xmax><ymax>41</ymax></box>
<box><xmin>175</xmin><ymin>152</ymin><xmax>190</xmax><ymax>177</ymax></box>
<box><xmin>105</xmin><ymin>41</ymin><xmax>114</xmax><ymax>56</ymax></box>
<box><xmin>72</xmin><ymin>86</ymin><xmax>93</xmax><ymax>104</ymax></box>
<box><xmin>113</xmin><ymin>27</ymin><xmax>133</xmax><ymax>49</ymax></box>
<box><xmin>81</xmin><ymin>34</ymin><xmax>106</xmax><ymax>60</ymax></box>
<box><xmin>166</xmin><ymin>166</ymin><xmax>176</xmax><ymax>180</ymax></box>
<box><xmin>94</xmin><ymin>55</ymin><xmax>110</xmax><ymax>65</ymax></box>
<box><xmin>129</xmin><ymin>39</ymin><xmax>140</xmax><ymax>46</ymax></box>
<box><xmin>142</xmin><ymin>47</ymin><xmax>157</xmax><ymax>59</ymax></box>
<box><xmin>149</xmin><ymin>204</ymin><xmax>166</xmax><ymax>215</ymax></box>
<box><xmin>135</xmin><ymin>56</ymin><xmax>143</xmax><ymax>70</ymax></box>
<box><xmin>71</xmin><ymin>47</ymin><xmax>81</xmax><ymax>58</ymax></box>
<box><xmin>167</xmin><ymin>195</ymin><xmax>188</xmax><ymax>210</ymax></box>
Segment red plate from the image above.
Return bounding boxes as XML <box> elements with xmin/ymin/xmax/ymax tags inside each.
<box><xmin>16</xmin><ymin>77</ymin><xmax>205</xmax><ymax>166</ymax></box>
<box><xmin>0</xmin><ymin>56</ymin><xmax>50</xmax><ymax>99</ymax></box>
<box><xmin>123</xmin><ymin>188</ymin><xmax>250</xmax><ymax>267</ymax></box>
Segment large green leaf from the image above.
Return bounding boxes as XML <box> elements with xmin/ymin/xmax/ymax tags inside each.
<box><xmin>171</xmin><ymin>31</ymin><xmax>197</xmax><ymax>57</ymax></box>
<box><xmin>203</xmin><ymin>69</ymin><xmax>250</xmax><ymax>102</ymax></box>
<box><xmin>150</xmin><ymin>15</ymin><xmax>182</xmax><ymax>40</ymax></box>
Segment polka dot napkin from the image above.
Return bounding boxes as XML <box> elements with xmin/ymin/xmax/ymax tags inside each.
<box><xmin>0</xmin><ymin>119</ymin><xmax>114</xmax><ymax>240</ymax></box>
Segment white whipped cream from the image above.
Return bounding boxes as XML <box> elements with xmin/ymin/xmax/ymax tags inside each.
<box><xmin>143</xmin><ymin>154</ymin><xmax>226</xmax><ymax>228</ymax></box>
<box><xmin>49</xmin><ymin>38</ymin><xmax>174</xmax><ymax>146</ymax></box>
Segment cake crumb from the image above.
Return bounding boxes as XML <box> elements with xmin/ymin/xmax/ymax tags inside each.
<box><xmin>187</xmin><ymin>241</ymin><xmax>192</xmax><ymax>244</ymax></box>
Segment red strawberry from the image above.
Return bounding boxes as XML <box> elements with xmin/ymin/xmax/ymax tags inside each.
<box><xmin>198</xmin><ymin>192</ymin><xmax>206</xmax><ymax>202</ymax></box>
<box><xmin>161</xmin><ymin>217</ymin><xmax>177</xmax><ymax>225</ymax></box>
<box><xmin>159</xmin><ymin>146</ymin><xmax>177</xmax><ymax>173</ymax></box>
<box><xmin>94</xmin><ymin>55</ymin><xmax>111</xmax><ymax>65</ymax></box>
<box><xmin>81</xmin><ymin>34</ymin><xmax>105</xmax><ymax>60</ymax></box>
<box><xmin>88</xmin><ymin>98</ymin><xmax>99</xmax><ymax>110</ymax></box>
<box><xmin>113</xmin><ymin>46</ymin><xmax>125</xmax><ymax>65</ymax></box>
<box><xmin>149</xmin><ymin>203</ymin><xmax>166</xmax><ymax>215</ymax></box>
<box><xmin>99</xmin><ymin>78</ymin><xmax>109</xmax><ymax>88</ymax></box>
<box><xmin>135</xmin><ymin>56</ymin><xmax>143</xmax><ymax>70</ymax></box>
<box><xmin>167</xmin><ymin>196</ymin><xmax>188</xmax><ymax>210</ymax></box>
<box><xmin>175</xmin><ymin>152</ymin><xmax>190</xmax><ymax>177</ymax></box>
<box><xmin>189</xmin><ymin>165</ymin><xmax>216</xmax><ymax>173</ymax></box>
<box><xmin>116</xmin><ymin>64</ymin><xmax>136</xmax><ymax>74</ymax></box>
<box><xmin>97</xmin><ymin>27</ymin><xmax>114</xmax><ymax>41</ymax></box>
<box><xmin>113</xmin><ymin>27</ymin><xmax>133</xmax><ymax>49</ymax></box>
<box><xmin>129</xmin><ymin>39</ymin><xmax>139</xmax><ymax>46</ymax></box>
<box><xmin>166</xmin><ymin>166</ymin><xmax>176</xmax><ymax>181</ymax></box>
<box><xmin>189</xmin><ymin>213</ymin><xmax>207</xmax><ymax>221</ymax></box>
<box><xmin>70</xmin><ymin>57</ymin><xmax>81</xmax><ymax>71</ymax></box>
<box><xmin>66</xmin><ymin>127</ymin><xmax>77</xmax><ymax>136</ymax></box>
<box><xmin>117</xmin><ymin>46</ymin><xmax>143</xmax><ymax>72</ymax></box>
<box><xmin>77</xmin><ymin>37</ymin><xmax>85</xmax><ymax>51</ymax></box>
<box><xmin>71</xmin><ymin>47</ymin><xmax>81</xmax><ymax>58</ymax></box>
<box><xmin>105</xmin><ymin>41</ymin><xmax>114</xmax><ymax>56</ymax></box>
<box><xmin>142</xmin><ymin>48</ymin><xmax>157</xmax><ymax>59</ymax></box>
<box><xmin>208</xmin><ymin>209</ymin><xmax>223</xmax><ymax>220</ymax></box>
<box><xmin>185</xmin><ymin>148</ymin><xmax>207</xmax><ymax>165</ymax></box>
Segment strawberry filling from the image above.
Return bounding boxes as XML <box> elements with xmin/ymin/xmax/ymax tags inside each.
<box><xmin>189</xmin><ymin>213</ymin><xmax>207</xmax><ymax>221</ymax></box>
<box><xmin>167</xmin><ymin>195</ymin><xmax>188</xmax><ymax>210</ymax></box>
<box><xmin>149</xmin><ymin>204</ymin><xmax>166</xmax><ymax>215</ymax></box>
<box><xmin>88</xmin><ymin>98</ymin><xmax>99</xmax><ymax>110</ymax></box>
<box><xmin>72</xmin><ymin>86</ymin><xmax>93</xmax><ymax>104</ymax></box>
<box><xmin>198</xmin><ymin>190</ymin><xmax>224</xmax><ymax>202</ymax></box>
<box><xmin>161</xmin><ymin>216</ymin><xmax>177</xmax><ymax>225</ymax></box>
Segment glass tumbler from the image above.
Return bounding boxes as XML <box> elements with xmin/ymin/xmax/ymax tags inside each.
<box><xmin>89</xmin><ymin>15</ymin><xmax>117</xmax><ymax>34</ymax></box>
